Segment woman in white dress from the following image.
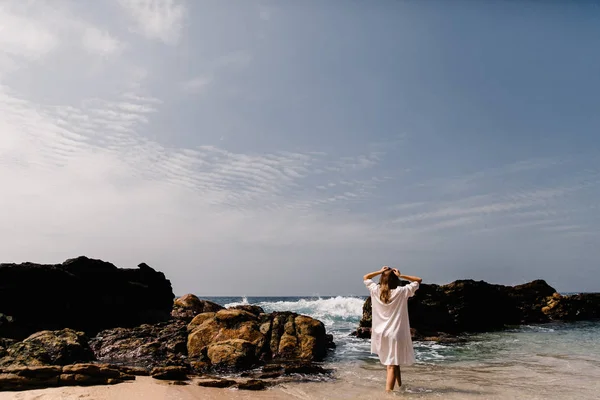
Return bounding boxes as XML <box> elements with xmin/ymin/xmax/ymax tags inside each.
<box><xmin>363</xmin><ymin>266</ymin><xmax>422</xmax><ymax>392</ymax></box>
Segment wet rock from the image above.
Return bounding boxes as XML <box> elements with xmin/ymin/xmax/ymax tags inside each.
<box><xmin>269</xmin><ymin>312</ymin><xmax>328</xmax><ymax>361</ymax></box>
<box><xmin>89</xmin><ymin>320</ymin><xmax>187</xmax><ymax>369</ymax></box>
<box><xmin>237</xmin><ymin>379</ymin><xmax>268</xmax><ymax>391</ymax></box>
<box><xmin>355</xmin><ymin>279</ymin><xmax>594</xmax><ymax>338</ymax></box>
<box><xmin>260</xmin><ymin>361</ymin><xmax>329</xmax><ymax>376</ymax></box>
<box><xmin>150</xmin><ymin>366</ymin><xmax>188</xmax><ymax>380</ymax></box>
<box><xmin>0</xmin><ymin>363</ymin><xmax>133</xmax><ymax>391</ymax></box>
<box><xmin>196</xmin><ymin>378</ymin><xmax>236</xmax><ymax>388</ymax></box>
<box><xmin>0</xmin><ymin>256</ymin><xmax>174</xmax><ymax>340</ymax></box>
<box><xmin>229</xmin><ymin>305</ymin><xmax>265</xmax><ymax>316</ymax></box>
<box><xmin>171</xmin><ymin>295</ymin><xmax>224</xmax><ymax>322</ymax></box>
<box><xmin>542</xmin><ymin>293</ymin><xmax>600</xmax><ymax>321</ymax></box>
<box><xmin>0</xmin><ymin>329</ymin><xmax>94</xmax><ymax>367</ymax></box>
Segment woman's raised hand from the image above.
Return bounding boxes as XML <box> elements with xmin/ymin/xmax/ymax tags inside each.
<box><xmin>393</xmin><ymin>268</ymin><xmax>401</xmax><ymax>276</ymax></box>
<box><xmin>381</xmin><ymin>266</ymin><xmax>390</xmax><ymax>272</ymax></box>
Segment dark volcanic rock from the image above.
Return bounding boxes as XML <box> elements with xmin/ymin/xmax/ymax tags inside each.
<box><xmin>0</xmin><ymin>256</ymin><xmax>174</xmax><ymax>340</ymax></box>
<box><xmin>89</xmin><ymin>320</ymin><xmax>188</xmax><ymax>369</ymax></box>
<box><xmin>171</xmin><ymin>294</ymin><xmax>224</xmax><ymax>322</ymax></box>
<box><xmin>0</xmin><ymin>329</ymin><xmax>94</xmax><ymax>367</ymax></box>
<box><xmin>355</xmin><ymin>279</ymin><xmax>600</xmax><ymax>339</ymax></box>
<box><xmin>542</xmin><ymin>293</ymin><xmax>600</xmax><ymax>321</ymax></box>
<box><xmin>0</xmin><ymin>363</ymin><xmax>134</xmax><ymax>391</ymax></box>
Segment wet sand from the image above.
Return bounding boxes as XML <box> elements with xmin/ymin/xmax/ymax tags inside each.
<box><xmin>3</xmin><ymin>354</ymin><xmax>599</xmax><ymax>400</ymax></box>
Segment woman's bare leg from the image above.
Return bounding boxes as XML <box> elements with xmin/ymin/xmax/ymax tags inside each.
<box><xmin>386</xmin><ymin>365</ymin><xmax>396</xmax><ymax>392</ymax></box>
<box><xmin>394</xmin><ymin>365</ymin><xmax>402</xmax><ymax>387</ymax></box>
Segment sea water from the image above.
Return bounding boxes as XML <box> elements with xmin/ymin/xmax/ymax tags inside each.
<box><xmin>203</xmin><ymin>296</ymin><xmax>600</xmax><ymax>399</ymax></box>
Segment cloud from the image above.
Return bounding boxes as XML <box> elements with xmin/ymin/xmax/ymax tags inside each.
<box><xmin>117</xmin><ymin>0</ymin><xmax>186</xmax><ymax>44</ymax></box>
<box><xmin>181</xmin><ymin>76</ymin><xmax>212</xmax><ymax>93</ymax></box>
<box><xmin>82</xmin><ymin>27</ymin><xmax>123</xmax><ymax>56</ymax></box>
<box><xmin>0</xmin><ymin>6</ymin><xmax>58</xmax><ymax>60</ymax></box>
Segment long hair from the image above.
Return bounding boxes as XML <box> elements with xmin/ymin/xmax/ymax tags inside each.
<box><xmin>379</xmin><ymin>270</ymin><xmax>401</xmax><ymax>304</ymax></box>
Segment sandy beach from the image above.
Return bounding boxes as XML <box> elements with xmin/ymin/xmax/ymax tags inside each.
<box><xmin>3</xmin><ymin>353</ymin><xmax>600</xmax><ymax>400</ymax></box>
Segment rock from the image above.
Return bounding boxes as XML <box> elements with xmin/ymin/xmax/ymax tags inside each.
<box><xmin>112</xmin><ymin>365</ymin><xmax>150</xmax><ymax>376</ymax></box>
<box><xmin>269</xmin><ymin>312</ymin><xmax>328</xmax><ymax>361</ymax></box>
<box><xmin>229</xmin><ymin>305</ymin><xmax>265</xmax><ymax>316</ymax></box>
<box><xmin>150</xmin><ymin>366</ymin><xmax>188</xmax><ymax>380</ymax></box>
<box><xmin>283</xmin><ymin>362</ymin><xmax>328</xmax><ymax>375</ymax></box>
<box><xmin>197</xmin><ymin>378</ymin><xmax>236</xmax><ymax>388</ymax></box>
<box><xmin>206</xmin><ymin>339</ymin><xmax>259</xmax><ymax>370</ymax></box>
<box><xmin>325</xmin><ymin>334</ymin><xmax>336</xmax><ymax>349</ymax></box>
<box><xmin>89</xmin><ymin>320</ymin><xmax>188</xmax><ymax>369</ymax></box>
<box><xmin>171</xmin><ymin>295</ymin><xmax>224</xmax><ymax>322</ymax></box>
<box><xmin>355</xmin><ymin>279</ymin><xmax>596</xmax><ymax>338</ymax></box>
<box><xmin>260</xmin><ymin>361</ymin><xmax>329</xmax><ymax>375</ymax></box>
<box><xmin>542</xmin><ymin>293</ymin><xmax>600</xmax><ymax>321</ymax></box>
<box><xmin>260</xmin><ymin>371</ymin><xmax>282</xmax><ymax>379</ymax></box>
<box><xmin>0</xmin><ymin>329</ymin><xmax>94</xmax><ymax>367</ymax></box>
<box><xmin>509</xmin><ymin>280</ymin><xmax>558</xmax><ymax>323</ymax></box>
<box><xmin>0</xmin><ymin>256</ymin><xmax>174</xmax><ymax>340</ymax></box>
<box><xmin>237</xmin><ymin>379</ymin><xmax>268</xmax><ymax>390</ymax></box>
<box><xmin>187</xmin><ymin>309</ymin><xmax>265</xmax><ymax>370</ymax></box>
<box><xmin>187</xmin><ymin>312</ymin><xmax>217</xmax><ymax>333</ymax></box>
<box><xmin>187</xmin><ymin>310</ymin><xmax>332</xmax><ymax>373</ymax></box>
<box><xmin>0</xmin><ymin>364</ymin><xmax>133</xmax><ymax>391</ymax></box>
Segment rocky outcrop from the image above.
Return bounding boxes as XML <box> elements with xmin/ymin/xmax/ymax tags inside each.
<box><xmin>229</xmin><ymin>305</ymin><xmax>265</xmax><ymax>316</ymax></box>
<box><xmin>89</xmin><ymin>320</ymin><xmax>188</xmax><ymax>369</ymax></box>
<box><xmin>542</xmin><ymin>293</ymin><xmax>600</xmax><ymax>321</ymax></box>
<box><xmin>0</xmin><ymin>363</ymin><xmax>135</xmax><ymax>391</ymax></box>
<box><xmin>171</xmin><ymin>294</ymin><xmax>224</xmax><ymax>322</ymax></box>
<box><xmin>0</xmin><ymin>257</ymin><xmax>174</xmax><ymax>340</ymax></box>
<box><xmin>355</xmin><ymin>279</ymin><xmax>599</xmax><ymax>339</ymax></box>
<box><xmin>0</xmin><ymin>329</ymin><xmax>94</xmax><ymax>367</ymax></box>
<box><xmin>187</xmin><ymin>310</ymin><xmax>329</xmax><ymax>372</ymax></box>
<box><xmin>0</xmin><ymin>258</ymin><xmax>335</xmax><ymax>392</ymax></box>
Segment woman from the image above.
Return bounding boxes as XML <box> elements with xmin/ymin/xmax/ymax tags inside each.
<box><xmin>363</xmin><ymin>266</ymin><xmax>422</xmax><ymax>392</ymax></box>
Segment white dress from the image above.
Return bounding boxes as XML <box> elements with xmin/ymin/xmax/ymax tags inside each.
<box><xmin>364</xmin><ymin>279</ymin><xmax>420</xmax><ymax>366</ymax></box>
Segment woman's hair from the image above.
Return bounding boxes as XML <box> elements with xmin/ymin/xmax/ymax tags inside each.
<box><xmin>379</xmin><ymin>270</ymin><xmax>401</xmax><ymax>304</ymax></box>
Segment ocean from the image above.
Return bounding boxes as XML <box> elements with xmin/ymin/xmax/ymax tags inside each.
<box><xmin>203</xmin><ymin>296</ymin><xmax>600</xmax><ymax>399</ymax></box>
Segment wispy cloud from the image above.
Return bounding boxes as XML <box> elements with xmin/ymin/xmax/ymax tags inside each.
<box><xmin>0</xmin><ymin>5</ymin><xmax>58</xmax><ymax>60</ymax></box>
<box><xmin>117</xmin><ymin>0</ymin><xmax>186</xmax><ymax>44</ymax></box>
<box><xmin>181</xmin><ymin>76</ymin><xmax>212</xmax><ymax>93</ymax></box>
<box><xmin>82</xmin><ymin>27</ymin><xmax>123</xmax><ymax>56</ymax></box>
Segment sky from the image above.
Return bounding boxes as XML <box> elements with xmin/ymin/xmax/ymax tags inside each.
<box><xmin>0</xmin><ymin>0</ymin><xmax>599</xmax><ymax>296</ymax></box>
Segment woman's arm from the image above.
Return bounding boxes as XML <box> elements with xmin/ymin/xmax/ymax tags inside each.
<box><xmin>393</xmin><ymin>268</ymin><xmax>422</xmax><ymax>284</ymax></box>
<box><xmin>363</xmin><ymin>266</ymin><xmax>389</xmax><ymax>281</ymax></box>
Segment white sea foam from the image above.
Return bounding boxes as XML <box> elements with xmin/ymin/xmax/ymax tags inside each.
<box><xmin>223</xmin><ymin>296</ymin><xmax>249</xmax><ymax>308</ymax></box>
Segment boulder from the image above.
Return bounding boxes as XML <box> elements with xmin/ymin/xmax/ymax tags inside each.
<box><xmin>229</xmin><ymin>305</ymin><xmax>265</xmax><ymax>316</ymax></box>
<box><xmin>237</xmin><ymin>379</ymin><xmax>268</xmax><ymax>391</ymax></box>
<box><xmin>196</xmin><ymin>378</ymin><xmax>236</xmax><ymax>388</ymax></box>
<box><xmin>206</xmin><ymin>339</ymin><xmax>259</xmax><ymax>370</ymax></box>
<box><xmin>0</xmin><ymin>256</ymin><xmax>174</xmax><ymax>340</ymax></box>
<box><xmin>0</xmin><ymin>363</ymin><xmax>134</xmax><ymax>391</ymax></box>
<box><xmin>150</xmin><ymin>366</ymin><xmax>188</xmax><ymax>380</ymax></box>
<box><xmin>89</xmin><ymin>320</ymin><xmax>188</xmax><ymax>369</ymax></box>
<box><xmin>0</xmin><ymin>329</ymin><xmax>94</xmax><ymax>367</ymax></box>
<box><xmin>187</xmin><ymin>310</ymin><xmax>331</xmax><ymax>372</ymax></box>
<box><xmin>171</xmin><ymin>295</ymin><xmax>224</xmax><ymax>322</ymax></box>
